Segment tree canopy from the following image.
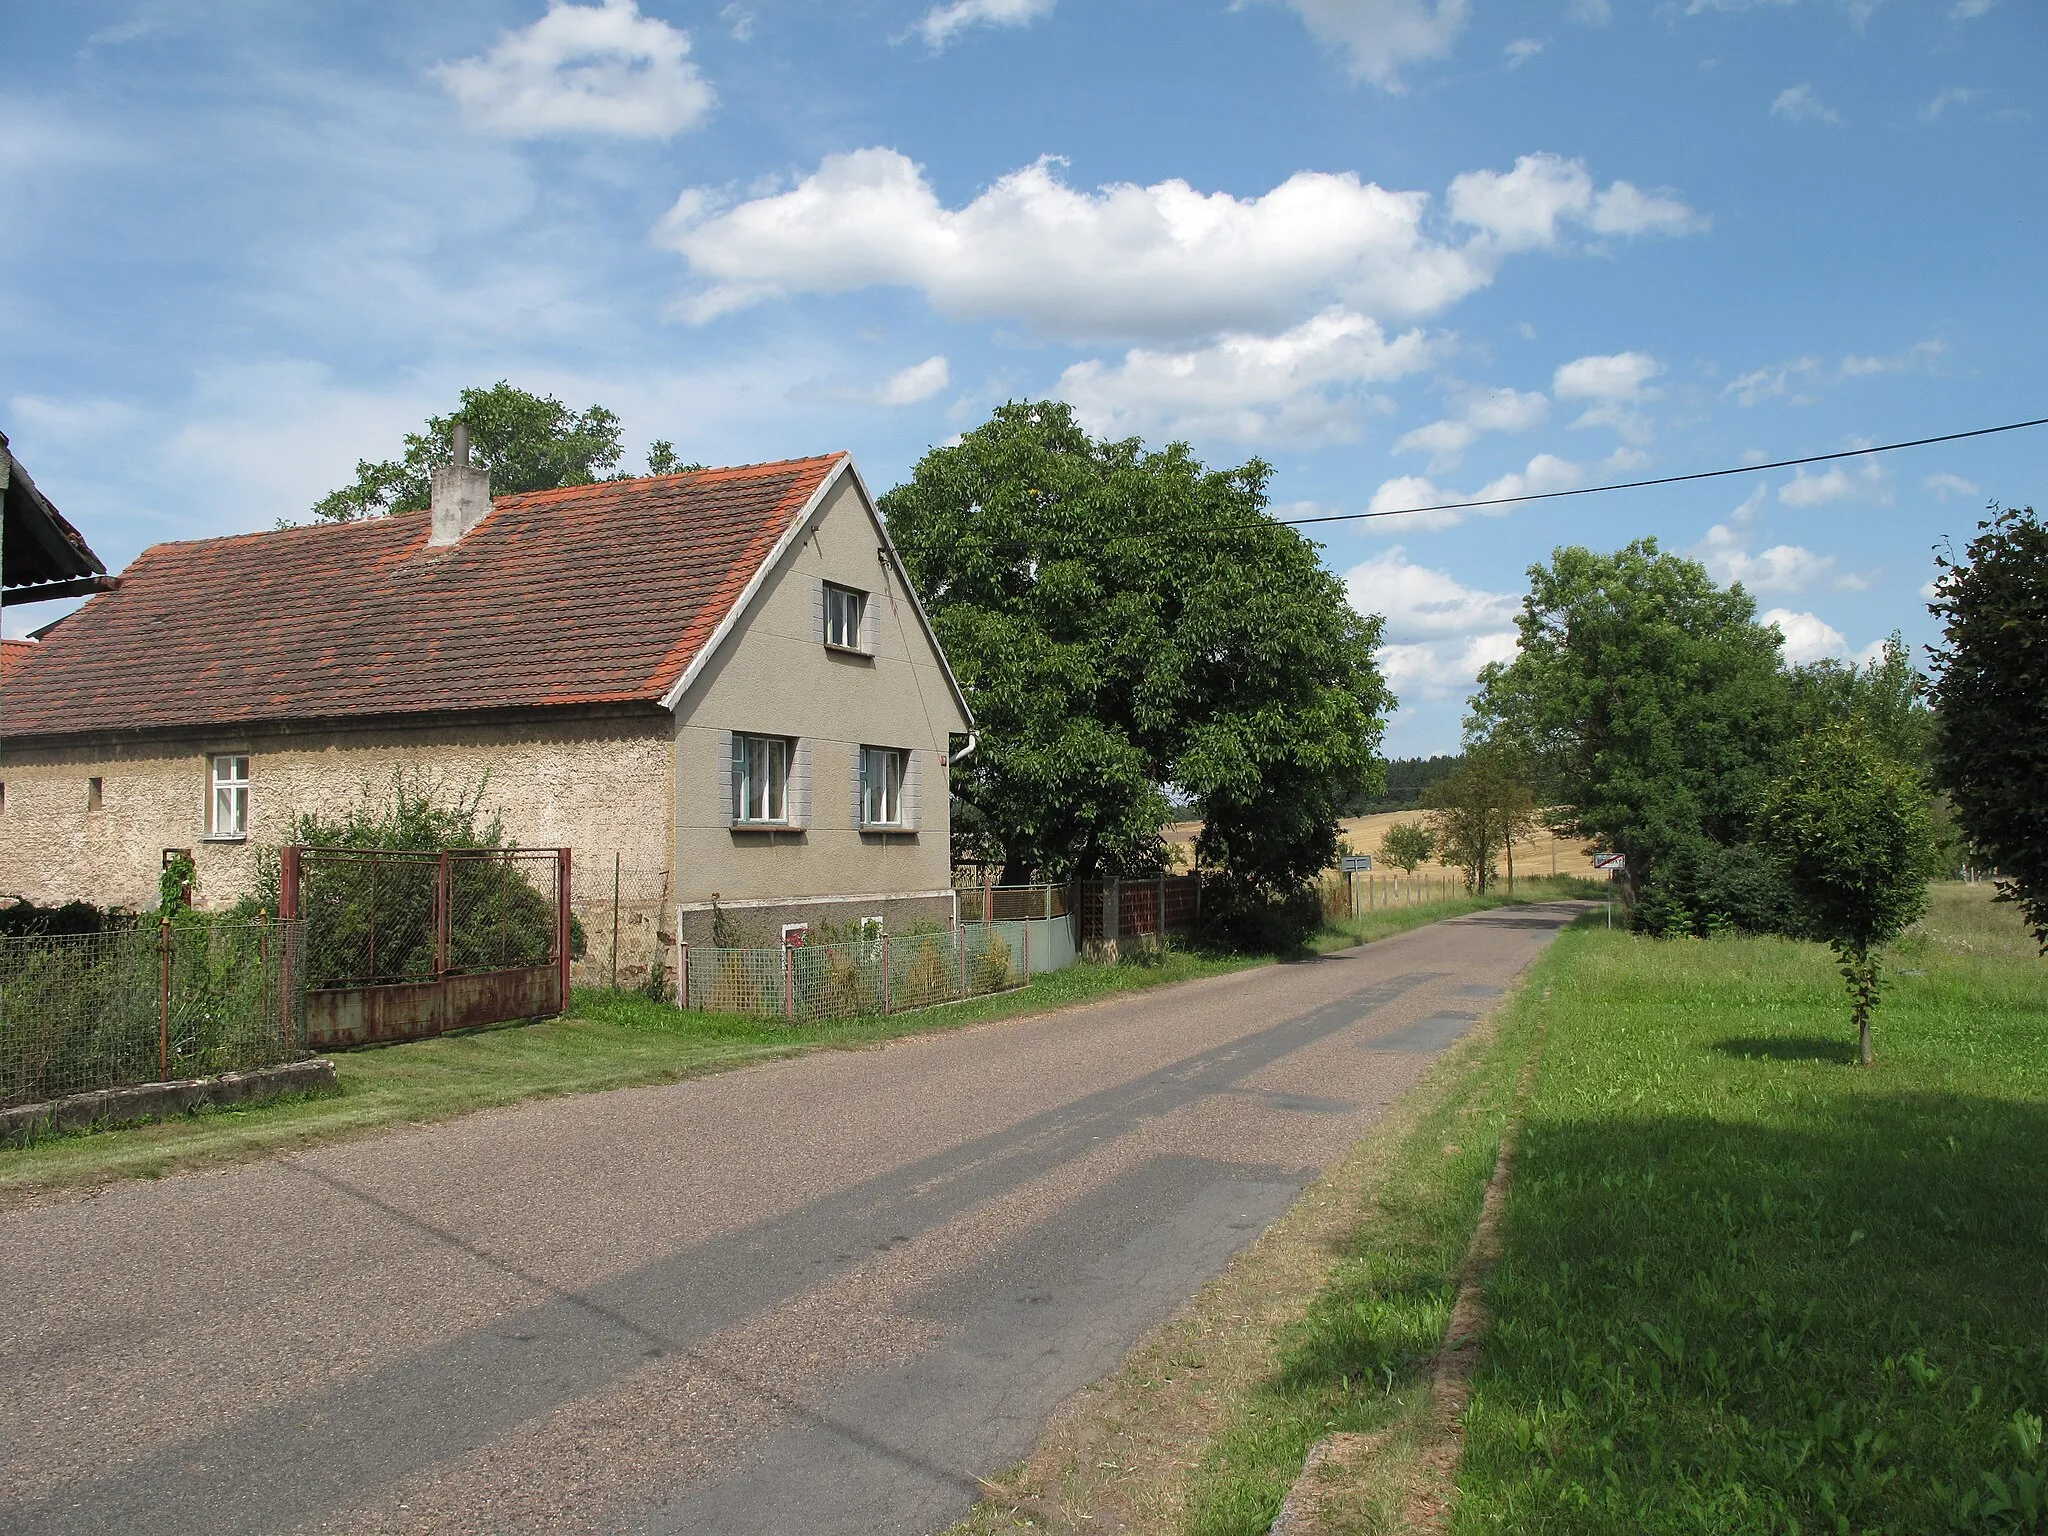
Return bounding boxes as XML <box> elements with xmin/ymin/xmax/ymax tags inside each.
<box><xmin>1764</xmin><ymin>721</ymin><xmax>1934</xmax><ymax>1063</ymax></box>
<box><xmin>1930</xmin><ymin>503</ymin><xmax>2048</xmax><ymax>949</ymax></box>
<box><xmin>1467</xmin><ymin>538</ymin><xmax>1791</xmax><ymax>922</ymax></box>
<box><xmin>880</xmin><ymin>401</ymin><xmax>1390</xmax><ymax>939</ymax></box>
<box><xmin>1425</xmin><ymin>751</ymin><xmax>1535</xmax><ymax>893</ymax></box>
<box><xmin>310</xmin><ymin>382</ymin><xmax>692</xmax><ymax>522</ymax></box>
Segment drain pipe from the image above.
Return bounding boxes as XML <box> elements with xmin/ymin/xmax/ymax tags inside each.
<box><xmin>950</xmin><ymin>729</ymin><xmax>979</xmax><ymax>767</ymax></box>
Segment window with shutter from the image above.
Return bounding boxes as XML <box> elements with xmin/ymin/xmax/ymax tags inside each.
<box><xmin>731</xmin><ymin>734</ymin><xmax>790</xmax><ymax>825</ymax></box>
<box><xmin>858</xmin><ymin>746</ymin><xmax>906</xmax><ymax>827</ymax></box>
<box><xmin>823</xmin><ymin>583</ymin><xmax>868</xmax><ymax>651</ymax></box>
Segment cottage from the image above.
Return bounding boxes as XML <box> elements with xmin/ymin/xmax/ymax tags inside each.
<box><xmin>0</xmin><ymin>449</ymin><xmax>975</xmax><ymax>962</ymax></box>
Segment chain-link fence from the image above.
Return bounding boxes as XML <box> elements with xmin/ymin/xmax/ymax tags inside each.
<box><xmin>295</xmin><ymin>849</ymin><xmax>561</xmax><ymax>989</ymax></box>
<box><xmin>571</xmin><ymin>858</ymin><xmax>671</xmax><ymax>996</ymax></box>
<box><xmin>679</xmin><ymin>921</ymin><xmax>1031</xmax><ymax>1023</ymax></box>
<box><xmin>0</xmin><ymin>916</ymin><xmax>305</xmax><ymax>1109</ymax></box>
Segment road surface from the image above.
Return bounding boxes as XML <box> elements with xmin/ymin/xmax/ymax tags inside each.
<box><xmin>0</xmin><ymin>903</ymin><xmax>1579</xmax><ymax>1535</ymax></box>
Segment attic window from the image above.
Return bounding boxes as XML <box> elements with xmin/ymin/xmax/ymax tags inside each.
<box><xmin>824</xmin><ymin>583</ymin><xmax>867</xmax><ymax>652</ymax></box>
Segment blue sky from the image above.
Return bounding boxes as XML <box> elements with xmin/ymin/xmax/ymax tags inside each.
<box><xmin>5</xmin><ymin>0</ymin><xmax>2041</xmax><ymax>753</ymax></box>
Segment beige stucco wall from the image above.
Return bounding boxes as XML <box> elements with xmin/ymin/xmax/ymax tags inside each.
<box><xmin>669</xmin><ymin>473</ymin><xmax>972</xmax><ymax>910</ymax></box>
<box><xmin>0</xmin><ymin>713</ymin><xmax>673</xmax><ymax>914</ymax></box>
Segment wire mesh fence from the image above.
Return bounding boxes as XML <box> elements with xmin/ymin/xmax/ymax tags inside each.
<box><xmin>679</xmin><ymin>921</ymin><xmax>1031</xmax><ymax>1023</ymax></box>
<box><xmin>570</xmin><ymin>858</ymin><xmax>672</xmax><ymax>996</ymax></box>
<box><xmin>0</xmin><ymin>916</ymin><xmax>306</xmax><ymax>1109</ymax></box>
<box><xmin>294</xmin><ymin>849</ymin><xmax>561</xmax><ymax>989</ymax></box>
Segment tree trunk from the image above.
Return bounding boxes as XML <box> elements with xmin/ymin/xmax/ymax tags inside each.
<box><xmin>1858</xmin><ymin>1012</ymin><xmax>1874</xmax><ymax>1067</ymax></box>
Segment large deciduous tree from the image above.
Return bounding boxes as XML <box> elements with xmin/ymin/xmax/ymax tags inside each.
<box><xmin>1929</xmin><ymin>504</ymin><xmax>2048</xmax><ymax>950</ymax></box>
<box><xmin>1468</xmin><ymin>539</ymin><xmax>1793</xmax><ymax>932</ymax></box>
<box><xmin>310</xmin><ymin>382</ymin><xmax>692</xmax><ymax>522</ymax></box>
<box><xmin>1425</xmin><ymin>752</ymin><xmax>1535</xmax><ymax>893</ymax></box>
<box><xmin>1764</xmin><ymin>723</ymin><xmax>1935</xmax><ymax>1064</ymax></box>
<box><xmin>880</xmin><ymin>401</ymin><xmax>1390</xmax><ymax>941</ymax></box>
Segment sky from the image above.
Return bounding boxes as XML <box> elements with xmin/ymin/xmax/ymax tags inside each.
<box><xmin>4</xmin><ymin>0</ymin><xmax>2042</xmax><ymax>753</ymax></box>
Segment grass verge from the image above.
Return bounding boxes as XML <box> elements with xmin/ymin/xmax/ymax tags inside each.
<box><xmin>1453</xmin><ymin>881</ymin><xmax>2048</xmax><ymax>1534</ymax></box>
<box><xmin>0</xmin><ymin>947</ymin><xmax>1259</xmax><ymax>1204</ymax></box>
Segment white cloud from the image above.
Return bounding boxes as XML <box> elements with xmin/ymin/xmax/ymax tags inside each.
<box><xmin>1343</xmin><ymin>544</ymin><xmax>1519</xmax><ymax>638</ymax></box>
<box><xmin>1919</xmin><ymin>86</ymin><xmax>1980</xmax><ymax>122</ymax></box>
<box><xmin>1770</xmin><ymin>84</ymin><xmax>1841</xmax><ymax>125</ymax></box>
<box><xmin>1365</xmin><ymin>451</ymin><xmax>1584</xmax><ymax>532</ymax></box>
<box><xmin>1951</xmin><ymin>0</ymin><xmax>1996</xmax><ymax>17</ymax></box>
<box><xmin>1568</xmin><ymin>0</ymin><xmax>1612</xmax><ymax>22</ymax></box>
<box><xmin>721</xmin><ymin>4</ymin><xmax>755</xmax><ymax>41</ymax></box>
<box><xmin>1505</xmin><ymin>37</ymin><xmax>1546</xmax><ymax>66</ymax></box>
<box><xmin>1696</xmin><ymin>522</ymin><xmax>1837</xmax><ymax>593</ymax></box>
<box><xmin>917</xmin><ymin>0</ymin><xmax>1056</xmax><ymax>50</ymax></box>
<box><xmin>435</xmin><ymin>0</ymin><xmax>714</xmax><ymax>138</ymax></box>
<box><xmin>1726</xmin><ymin>339</ymin><xmax>1945</xmax><ymax>406</ymax></box>
<box><xmin>1837</xmin><ymin>338</ymin><xmax>1946</xmax><ymax>377</ymax></box>
<box><xmin>1271</xmin><ymin>0</ymin><xmax>1471</xmax><ymax>91</ymax></box>
<box><xmin>1925</xmin><ymin>471</ymin><xmax>1981</xmax><ymax>500</ymax></box>
<box><xmin>874</xmin><ymin>355</ymin><xmax>950</xmax><ymax>405</ymax></box>
<box><xmin>1394</xmin><ymin>384</ymin><xmax>1548</xmax><ymax>470</ymax></box>
<box><xmin>1763</xmin><ymin>608</ymin><xmax>1853</xmax><ymax>665</ymax></box>
<box><xmin>1448</xmin><ymin>153</ymin><xmax>1702</xmax><ymax>252</ymax></box>
<box><xmin>1553</xmin><ymin>350</ymin><xmax>1661</xmax><ymax>442</ymax></box>
<box><xmin>1058</xmin><ymin>307</ymin><xmax>1433</xmax><ymax>443</ymax></box>
<box><xmin>1375</xmin><ymin>632</ymin><xmax>1520</xmax><ymax>697</ymax></box>
<box><xmin>6</xmin><ymin>393</ymin><xmax>146</xmax><ymax>445</ymax></box>
<box><xmin>660</xmin><ymin>150</ymin><xmax>1696</xmax><ymax>344</ymax></box>
<box><xmin>1779</xmin><ymin>459</ymin><xmax>1889</xmax><ymax>507</ymax></box>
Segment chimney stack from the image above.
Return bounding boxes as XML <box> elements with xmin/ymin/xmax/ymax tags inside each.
<box><xmin>428</xmin><ymin>420</ymin><xmax>491</xmax><ymax>546</ymax></box>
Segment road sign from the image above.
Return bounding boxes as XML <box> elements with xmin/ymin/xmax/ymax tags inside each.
<box><xmin>1592</xmin><ymin>852</ymin><xmax>1627</xmax><ymax>872</ymax></box>
<box><xmin>1339</xmin><ymin>855</ymin><xmax>1374</xmax><ymax>872</ymax></box>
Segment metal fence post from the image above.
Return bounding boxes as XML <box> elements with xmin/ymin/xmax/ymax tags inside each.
<box><xmin>882</xmin><ymin>934</ymin><xmax>892</xmax><ymax>1014</ymax></box>
<box><xmin>557</xmin><ymin>848</ymin><xmax>572</xmax><ymax>1013</ymax></box>
<box><xmin>611</xmin><ymin>851</ymin><xmax>621</xmax><ymax>992</ymax></box>
<box><xmin>158</xmin><ymin>915</ymin><xmax>171</xmax><ymax>1082</ymax></box>
<box><xmin>1023</xmin><ymin>916</ymin><xmax>1031</xmax><ymax>982</ymax></box>
<box><xmin>1157</xmin><ymin>874</ymin><xmax>1167</xmax><ymax>938</ymax></box>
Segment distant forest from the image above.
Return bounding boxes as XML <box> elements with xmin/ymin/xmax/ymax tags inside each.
<box><xmin>1345</xmin><ymin>755</ymin><xmax>1466</xmax><ymax>815</ymax></box>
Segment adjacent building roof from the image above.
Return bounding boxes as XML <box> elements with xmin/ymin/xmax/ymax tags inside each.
<box><xmin>1</xmin><ymin>455</ymin><xmax>847</xmax><ymax>740</ymax></box>
<box><xmin>2</xmin><ymin>430</ymin><xmax>109</xmax><ymax>605</ymax></box>
<box><xmin>0</xmin><ymin>639</ymin><xmax>34</xmax><ymax>682</ymax></box>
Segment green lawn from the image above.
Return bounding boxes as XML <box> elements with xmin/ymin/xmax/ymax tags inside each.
<box><xmin>1457</xmin><ymin>883</ymin><xmax>2048</xmax><ymax>1534</ymax></box>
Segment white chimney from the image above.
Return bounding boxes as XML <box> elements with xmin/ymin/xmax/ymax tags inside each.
<box><xmin>428</xmin><ymin>421</ymin><xmax>492</xmax><ymax>546</ymax></box>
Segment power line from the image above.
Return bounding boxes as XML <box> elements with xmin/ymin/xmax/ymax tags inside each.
<box><xmin>1273</xmin><ymin>414</ymin><xmax>2048</xmax><ymax>530</ymax></box>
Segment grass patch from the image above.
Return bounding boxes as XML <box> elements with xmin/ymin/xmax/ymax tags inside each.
<box><xmin>0</xmin><ymin>947</ymin><xmax>1259</xmax><ymax>1202</ymax></box>
<box><xmin>1311</xmin><ymin>874</ymin><xmax>1610</xmax><ymax>955</ymax></box>
<box><xmin>1172</xmin><ymin>939</ymin><xmax>1556</xmax><ymax>1536</ymax></box>
<box><xmin>1455</xmin><ymin>882</ymin><xmax>2048</xmax><ymax>1534</ymax></box>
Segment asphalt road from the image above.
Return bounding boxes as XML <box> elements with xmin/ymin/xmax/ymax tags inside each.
<box><xmin>0</xmin><ymin>903</ymin><xmax>1579</xmax><ymax>1536</ymax></box>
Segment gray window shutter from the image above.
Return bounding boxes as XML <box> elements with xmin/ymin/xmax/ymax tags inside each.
<box><xmin>789</xmin><ymin>738</ymin><xmax>810</xmax><ymax>829</ymax></box>
<box><xmin>903</xmin><ymin>748</ymin><xmax>921</xmax><ymax>832</ymax></box>
<box><xmin>863</xmin><ymin>589</ymin><xmax>880</xmax><ymax>655</ymax></box>
<box><xmin>854</xmin><ymin>744</ymin><xmax>868</xmax><ymax>828</ymax></box>
<box><xmin>814</xmin><ymin>580</ymin><xmax>827</xmax><ymax>645</ymax></box>
<box><xmin>717</xmin><ymin>730</ymin><xmax>734</xmax><ymax>823</ymax></box>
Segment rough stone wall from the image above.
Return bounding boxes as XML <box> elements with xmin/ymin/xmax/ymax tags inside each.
<box><xmin>0</xmin><ymin>712</ymin><xmax>674</xmax><ymax>914</ymax></box>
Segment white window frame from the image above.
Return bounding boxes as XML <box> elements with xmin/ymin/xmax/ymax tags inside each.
<box><xmin>208</xmin><ymin>753</ymin><xmax>249</xmax><ymax>840</ymax></box>
<box><xmin>860</xmin><ymin>745</ymin><xmax>906</xmax><ymax>828</ymax></box>
<box><xmin>824</xmin><ymin>582</ymin><xmax>868</xmax><ymax>652</ymax></box>
<box><xmin>731</xmin><ymin>734</ymin><xmax>790</xmax><ymax>825</ymax></box>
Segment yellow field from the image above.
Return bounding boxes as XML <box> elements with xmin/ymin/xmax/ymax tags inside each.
<box><xmin>1165</xmin><ymin>809</ymin><xmax>1606</xmax><ymax>881</ymax></box>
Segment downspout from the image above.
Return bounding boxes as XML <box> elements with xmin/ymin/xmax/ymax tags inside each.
<box><xmin>951</xmin><ymin>729</ymin><xmax>979</xmax><ymax>766</ymax></box>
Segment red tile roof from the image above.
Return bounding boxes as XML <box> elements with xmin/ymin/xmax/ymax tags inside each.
<box><xmin>0</xmin><ymin>639</ymin><xmax>34</xmax><ymax>683</ymax></box>
<box><xmin>0</xmin><ymin>455</ymin><xmax>847</xmax><ymax>740</ymax></box>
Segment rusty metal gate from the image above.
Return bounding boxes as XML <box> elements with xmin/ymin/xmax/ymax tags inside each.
<box><xmin>280</xmin><ymin>846</ymin><xmax>570</xmax><ymax>1048</ymax></box>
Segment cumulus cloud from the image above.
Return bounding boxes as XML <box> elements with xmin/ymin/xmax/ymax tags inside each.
<box><xmin>1763</xmin><ymin>608</ymin><xmax>1862</xmax><ymax>666</ymax></box>
<box><xmin>1771</xmin><ymin>84</ymin><xmax>1841</xmax><ymax>125</ymax></box>
<box><xmin>1448</xmin><ymin>153</ymin><xmax>1702</xmax><ymax>251</ymax></box>
<box><xmin>1725</xmin><ymin>339</ymin><xmax>1945</xmax><ymax>406</ymax></box>
<box><xmin>1919</xmin><ymin>86</ymin><xmax>1981</xmax><ymax>122</ymax></box>
<box><xmin>436</xmin><ymin>0</ymin><xmax>713</xmax><ymax>138</ymax></box>
<box><xmin>1270</xmin><ymin>0</ymin><xmax>1471</xmax><ymax>91</ymax></box>
<box><xmin>1364</xmin><ymin>452</ymin><xmax>1584</xmax><ymax>532</ymax></box>
<box><xmin>1779</xmin><ymin>459</ymin><xmax>1889</xmax><ymax>508</ymax></box>
<box><xmin>659</xmin><ymin>149</ymin><xmax>1701</xmax><ymax>342</ymax></box>
<box><xmin>1393</xmin><ymin>385</ymin><xmax>1548</xmax><ymax>471</ymax></box>
<box><xmin>1924</xmin><ymin>471</ymin><xmax>1981</xmax><ymax>500</ymax></box>
<box><xmin>1553</xmin><ymin>350</ymin><xmax>1661</xmax><ymax>442</ymax></box>
<box><xmin>1505</xmin><ymin>37</ymin><xmax>1546</xmax><ymax>66</ymax></box>
<box><xmin>1058</xmin><ymin>307</ymin><xmax>1434</xmax><ymax>443</ymax></box>
<box><xmin>874</xmin><ymin>355</ymin><xmax>950</xmax><ymax>405</ymax></box>
<box><xmin>1344</xmin><ymin>546</ymin><xmax>1522</xmax><ymax>699</ymax></box>
<box><xmin>917</xmin><ymin>0</ymin><xmax>1056</xmax><ymax>50</ymax></box>
<box><xmin>1696</xmin><ymin>522</ymin><xmax>1839</xmax><ymax>594</ymax></box>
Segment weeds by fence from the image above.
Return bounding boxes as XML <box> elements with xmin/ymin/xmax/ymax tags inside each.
<box><xmin>680</xmin><ymin>921</ymin><xmax>1034</xmax><ymax>1023</ymax></box>
<box><xmin>0</xmin><ymin>916</ymin><xmax>305</xmax><ymax>1109</ymax></box>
